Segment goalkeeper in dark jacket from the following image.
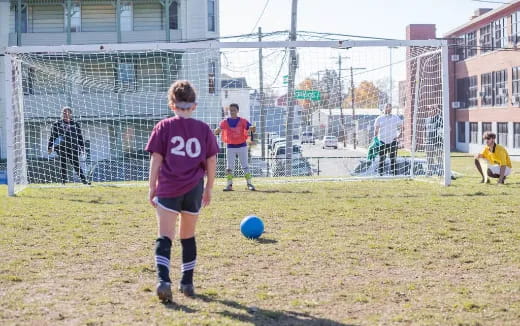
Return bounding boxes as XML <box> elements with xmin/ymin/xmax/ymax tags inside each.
<box><xmin>47</xmin><ymin>107</ymin><xmax>90</xmax><ymax>185</ymax></box>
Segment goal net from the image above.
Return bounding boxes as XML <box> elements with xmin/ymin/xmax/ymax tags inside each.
<box><xmin>4</xmin><ymin>40</ymin><xmax>450</xmax><ymax>195</ymax></box>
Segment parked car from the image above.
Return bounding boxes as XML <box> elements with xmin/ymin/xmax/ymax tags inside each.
<box><xmin>271</xmin><ymin>158</ymin><xmax>313</xmax><ymax>176</ymax></box>
<box><xmin>301</xmin><ymin>131</ymin><xmax>315</xmax><ymax>144</ymax></box>
<box><xmin>322</xmin><ymin>136</ymin><xmax>338</xmax><ymax>149</ymax></box>
<box><xmin>351</xmin><ymin>157</ymin><xmax>427</xmax><ymax>177</ymax></box>
<box><xmin>274</xmin><ymin>144</ymin><xmax>302</xmax><ymax>159</ymax></box>
<box><xmin>269</xmin><ymin>137</ymin><xmax>286</xmax><ymax>153</ymax></box>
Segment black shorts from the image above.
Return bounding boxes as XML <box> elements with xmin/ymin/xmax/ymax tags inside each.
<box><xmin>155</xmin><ymin>179</ymin><xmax>204</xmax><ymax>215</ymax></box>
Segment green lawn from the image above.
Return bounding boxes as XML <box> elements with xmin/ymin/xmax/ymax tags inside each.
<box><xmin>1</xmin><ymin>156</ymin><xmax>519</xmax><ymax>325</ymax></box>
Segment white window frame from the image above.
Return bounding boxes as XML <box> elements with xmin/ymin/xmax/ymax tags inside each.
<box><xmin>120</xmin><ymin>1</ymin><xmax>133</xmax><ymax>32</ymax></box>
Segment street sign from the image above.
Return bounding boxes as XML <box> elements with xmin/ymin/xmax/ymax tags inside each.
<box><xmin>283</xmin><ymin>75</ymin><xmax>289</xmax><ymax>85</ymax></box>
<box><xmin>294</xmin><ymin>90</ymin><xmax>321</xmax><ymax>101</ymax></box>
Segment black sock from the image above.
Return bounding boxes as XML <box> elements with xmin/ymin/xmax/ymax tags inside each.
<box><xmin>155</xmin><ymin>236</ymin><xmax>172</xmax><ymax>283</ymax></box>
<box><xmin>180</xmin><ymin>237</ymin><xmax>197</xmax><ymax>285</ymax></box>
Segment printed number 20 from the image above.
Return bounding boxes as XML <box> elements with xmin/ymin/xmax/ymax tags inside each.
<box><xmin>170</xmin><ymin>136</ymin><xmax>201</xmax><ymax>158</ymax></box>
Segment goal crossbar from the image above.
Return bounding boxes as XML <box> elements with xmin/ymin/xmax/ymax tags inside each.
<box><xmin>5</xmin><ymin>39</ymin><xmax>448</xmax><ymax>54</ymax></box>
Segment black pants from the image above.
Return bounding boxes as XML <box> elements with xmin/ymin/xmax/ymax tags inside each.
<box><xmin>58</xmin><ymin>149</ymin><xmax>87</xmax><ymax>183</ymax></box>
<box><xmin>378</xmin><ymin>140</ymin><xmax>398</xmax><ymax>175</ymax></box>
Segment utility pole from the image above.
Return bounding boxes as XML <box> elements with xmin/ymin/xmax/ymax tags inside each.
<box><xmin>285</xmin><ymin>0</ymin><xmax>298</xmax><ymax>176</ymax></box>
<box><xmin>349</xmin><ymin>65</ymin><xmax>366</xmax><ymax>149</ymax></box>
<box><xmin>338</xmin><ymin>55</ymin><xmax>347</xmax><ymax>147</ymax></box>
<box><xmin>258</xmin><ymin>27</ymin><xmax>266</xmax><ymax>159</ymax></box>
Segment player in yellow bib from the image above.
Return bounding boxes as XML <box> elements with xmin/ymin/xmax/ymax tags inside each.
<box><xmin>474</xmin><ymin>132</ymin><xmax>512</xmax><ymax>184</ymax></box>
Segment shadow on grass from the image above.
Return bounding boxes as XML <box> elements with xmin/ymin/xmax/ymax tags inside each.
<box><xmin>254</xmin><ymin>237</ymin><xmax>277</xmax><ymax>244</ymax></box>
<box><xmin>162</xmin><ymin>301</ymin><xmax>197</xmax><ymax>313</ymax></box>
<box><xmin>196</xmin><ymin>294</ymin><xmax>355</xmax><ymax>326</ymax></box>
<box><xmin>253</xmin><ymin>189</ymin><xmax>313</xmax><ymax>194</ymax></box>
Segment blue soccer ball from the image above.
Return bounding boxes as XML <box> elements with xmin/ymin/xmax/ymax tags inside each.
<box><xmin>240</xmin><ymin>215</ymin><xmax>264</xmax><ymax>239</ymax></box>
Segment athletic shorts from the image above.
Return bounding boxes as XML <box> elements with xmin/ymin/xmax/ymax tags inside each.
<box><xmin>155</xmin><ymin>179</ymin><xmax>204</xmax><ymax>215</ymax></box>
<box><xmin>488</xmin><ymin>165</ymin><xmax>512</xmax><ymax>177</ymax></box>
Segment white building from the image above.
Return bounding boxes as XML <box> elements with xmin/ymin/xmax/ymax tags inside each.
<box><xmin>0</xmin><ymin>0</ymin><xmax>220</xmax><ymax>162</ymax></box>
<box><xmin>221</xmin><ymin>77</ymin><xmax>251</xmax><ymax>121</ymax></box>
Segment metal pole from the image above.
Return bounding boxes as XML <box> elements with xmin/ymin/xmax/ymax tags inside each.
<box><xmin>351</xmin><ymin>66</ymin><xmax>356</xmax><ymax>149</ymax></box>
<box><xmin>66</xmin><ymin>0</ymin><xmax>72</xmax><ymax>45</ymax></box>
<box><xmin>410</xmin><ymin>56</ymin><xmax>422</xmax><ymax>179</ymax></box>
<box><xmin>441</xmin><ymin>42</ymin><xmax>452</xmax><ymax>186</ymax></box>
<box><xmin>389</xmin><ymin>47</ymin><xmax>393</xmax><ymax>106</ymax></box>
<box><xmin>285</xmin><ymin>0</ymin><xmax>298</xmax><ymax>176</ymax></box>
<box><xmin>339</xmin><ymin>55</ymin><xmax>346</xmax><ymax>146</ymax></box>
<box><xmin>259</xmin><ymin>27</ymin><xmax>266</xmax><ymax>159</ymax></box>
<box><xmin>5</xmin><ymin>55</ymin><xmax>15</xmax><ymax>196</ymax></box>
<box><xmin>116</xmin><ymin>0</ymin><xmax>121</xmax><ymax>43</ymax></box>
<box><xmin>16</xmin><ymin>0</ymin><xmax>22</xmax><ymax>46</ymax></box>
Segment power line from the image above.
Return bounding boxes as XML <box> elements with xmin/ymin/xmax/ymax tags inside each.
<box><xmin>250</xmin><ymin>0</ymin><xmax>271</xmax><ymax>34</ymax></box>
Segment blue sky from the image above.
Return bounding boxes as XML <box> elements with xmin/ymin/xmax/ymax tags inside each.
<box><xmin>220</xmin><ymin>0</ymin><xmax>502</xmax><ymax>39</ymax></box>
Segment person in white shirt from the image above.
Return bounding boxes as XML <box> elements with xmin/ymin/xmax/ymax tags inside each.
<box><xmin>374</xmin><ymin>104</ymin><xmax>403</xmax><ymax>176</ymax></box>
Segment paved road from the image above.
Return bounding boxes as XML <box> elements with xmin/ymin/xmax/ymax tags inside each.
<box><xmin>301</xmin><ymin>143</ymin><xmax>367</xmax><ymax>177</ymax></box>
<box><xmin>251</xmin><ymin>141</ymin><xmax>367</xmax><ymax>177</ymax></box>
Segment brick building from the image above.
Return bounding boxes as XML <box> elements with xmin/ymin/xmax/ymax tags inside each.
<box><xmin>407</xmin><ymin>2</ymin><xmax>520</xmax><ymax>157</ymax></box>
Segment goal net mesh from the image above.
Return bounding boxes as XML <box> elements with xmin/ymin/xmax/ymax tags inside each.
<box><xmin>5</xmin><ymin>42</ymin><xmax>447</xmax><ymax>194</ymax></box>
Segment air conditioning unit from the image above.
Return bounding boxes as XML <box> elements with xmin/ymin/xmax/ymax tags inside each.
<box><xmin>498</xmin><ymin>88</ymin><xmax>508</xmax><ymax>96</ymax></box>
<box><xmin>451</xmin><ymin>54</ymin><xmax>460</xmax><ymax>62</ymax></box>
<box><xmin>509</xmin><ymin>35</ymin><xmax>518</xmax><ymax>44</ymax></box>
<box><xmin>479</xmin><ymin>91</ymin><xmax>486</xmax><ymax>97</ymax></box>
<box><xmin>452</xmin><ymin>101</ymin><xmax>461</xmax><ymax>109</ymax></box>
<box><xmin>512</xmin><ymin>95</ymin><xmax>520</xmax><ymax>105</ymax></box>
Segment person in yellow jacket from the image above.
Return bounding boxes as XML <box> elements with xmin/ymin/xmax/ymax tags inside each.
<box><xmin>474</xmin><ymin>132</ymin><xmax>512</xmax><ymax>184</ymax></box>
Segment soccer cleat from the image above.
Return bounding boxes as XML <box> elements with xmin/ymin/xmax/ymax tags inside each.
<box><xmin>223</xmin><ymin>184</ymin><xmax>233</xmax><ymax>191</ymax></box>
<box><xmin>245</xmin><ymin>173</ymin><xmax>255</xmax><ymax>191</ymax></box>
<box><xmin>178</xmin><ymin>283</ymin><xmax>195</xmax><ymax>297</ymax></box>
<box><xmin>156</xmin><ymin>281</ymin><xmax>173</xmax><ymax>303</ymax></box>
<box><xmin>82</xmin><ymin>180</ymin><xmax>91</xmax><ymax>185</ymax></box>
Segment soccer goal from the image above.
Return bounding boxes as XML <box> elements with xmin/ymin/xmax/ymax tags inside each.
<box><xmin>4</xmin><ymin>39</ymin><xmax>450</xmax><ymax>196</ymax></box>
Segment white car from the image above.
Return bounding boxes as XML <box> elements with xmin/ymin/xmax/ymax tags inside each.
<box><xmin>322</xmin><ymin>136</ymin><xmax>338</xmax><ymax>149</ymax></box>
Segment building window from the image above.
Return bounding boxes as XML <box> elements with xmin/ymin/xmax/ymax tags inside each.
<box><xmin>207</xmin><ymin>0</ymin><xmax>216</xmax><ymax>32</ymax></box>
<box><xmin>120</xmin><ymin>2</ymin><xmax>133</xmax><ymax>32</ymax></box>
<box><xmin>482</xmin><ymin>122</ymin><xmax>492</xmax><ymax>144</ymax></box>
<box><xmin>514</xmin><ymin>123</ymin><xmax>520</xmax><ymax>148</ymax></box>
<box><xmin>497</xmin><ymin>122</ymin><xmax>508</xmax><ymax>146</ymax></box>
<box><xmin>169</xmin><ymin>1</ymin><xmax>178</xmax><ymax>30</ymax></box>
<box><xmin>208</xmin><ymin>60</ymin><xmax>216</xmax><ymax>94</ymax></box>
<box><xmin>466</xmin><ymin>31</ymin><xmax>477</xmax><ymax>58</ymax></box>
<box><xmin>456</xmin><ymin>76</ymin><xmax>478</xmax><ymax>108</ymax></box>
<box><xmin>64</xmin><ymin>2</ymin><xmax>82</xmax><ymax>32</ymax></box>
<box><xmin>513</xmin><ymin>67</ymin><xmax>520</xmax><ymax>105</ymax></box>
<box><xmin>480</xmin><ymin>23</ymin><xmax>493</xmax><ymax>53</ymax></box>
<box><xmin>493</xmin><ymin>18</ymin><xmax>506</xmax><ymax>49</ymax></box>
<box><xmin>117</xmin><ymin>62</ymin><xmax>136</xmax><ymax>91</ymax></box>
<box><xmin>468</xmin><ymin>76</ymin><xmax>478</xmax><ymax>107</ymax></box>
<box><xmin>458</xmin><ymin>122</ymin><xmax>466</xmax><ymax>143</ymax></box>
<box><xmin>456</xmin><ymin>78</ymin><xmax>469</xmax><ymax>108</ymax></box>
<box><xmin>494</xmin><ymin>70</ymin><xmax>507</xmax><ymax>106</ymax></box>
<box><xmin>512</xmin><ymin>11</ymin><xmax>520</xmax><ymax>44</ymax></box>
<box><xmin>470</xmin><ymin>122</ymin><xmax>479</xmax><ymax>144</ymax></box>
<box><xmin>481</xmin><ymin>72</ymin><xmax>493</xmax><ymax>106</ymax></box>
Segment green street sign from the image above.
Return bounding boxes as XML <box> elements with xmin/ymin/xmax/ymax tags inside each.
<box><xmin>294</xmin><ymin>90</ymin><xmax>321</xmax><ymax>101</ymax></box>
<box><xmin>283</xmin><ymin>75</ymin><xmax>289</xmax><ymax>85</ymax></box>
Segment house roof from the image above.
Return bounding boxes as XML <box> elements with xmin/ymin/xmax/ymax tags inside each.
<box><xmin>444</xmin><ymin>0</ymin><xmax>520</xmax><ymax>37</ymax></box>
<box><xmin>221</xmin><ymin>77</ymin><xmax>249</xmax><ymax>89</ymax></box>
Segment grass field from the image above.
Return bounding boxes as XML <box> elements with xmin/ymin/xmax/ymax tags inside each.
<box><xmin>1</xmin><ymin>157</ymin><xmax>520</xmax><ymax>325</ymax></box>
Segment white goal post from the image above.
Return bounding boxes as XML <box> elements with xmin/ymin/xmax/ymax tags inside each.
<box><xmin>4</xmin><ymin>39</ymin><xmax>451</xmax><ymax>196</ymax></box>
